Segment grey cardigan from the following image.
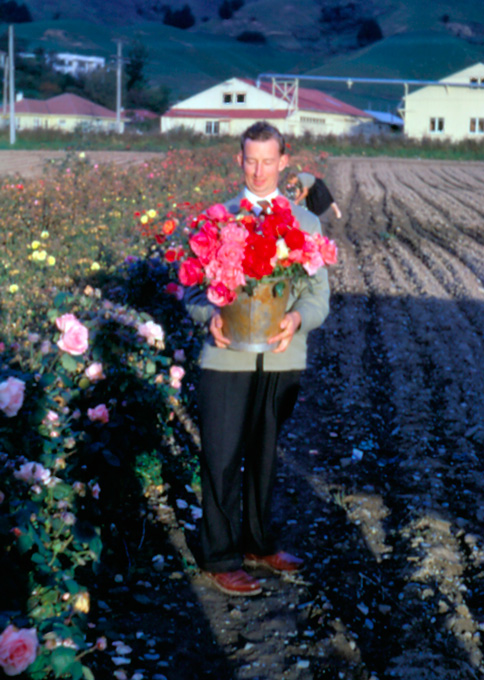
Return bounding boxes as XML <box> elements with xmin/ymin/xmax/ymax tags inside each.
<box><xmin>184</xmin><ymin>193</ymin><xmax>331</xmax><ymax>371</ymax></box>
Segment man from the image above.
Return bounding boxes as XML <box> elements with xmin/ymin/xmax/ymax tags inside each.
<box><xmin>286</xmin><ymin>171</ymin><xmax>342</xmax><ymax>219</ymax></box>
<box><xmin>185</xmin><ymin>122</ymin><xmax>331</xmax><ymax>596</ymax></box>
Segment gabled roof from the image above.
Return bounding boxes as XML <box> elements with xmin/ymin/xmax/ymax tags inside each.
<box><xmin>8</xmin><ymin>93</ymin><xmax>117</xmax><ymax>118</ymax></box>
<box><xmin>246</xmin><ymin>79</ymin><xmax>371</xmax><ymax>118</ymax></box>
<box><xmin>164</xmin><ymin>77</ymin><xmax>372</xmax><ymax>120</ymax></box>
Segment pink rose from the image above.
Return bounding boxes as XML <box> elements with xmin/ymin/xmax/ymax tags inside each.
<box><xmin>0</xmin><ymin>377</ymin><xmax>25</xmax><ymax>418</ymax></box>
<box><xmin>217</xmin><ymin>264</ymin><xmax>246</xmax><ymax>291</ymax></box>
<box><xmin>169</xmin><ymin>365</ymin><xmax>185</xmax><ymax>390</ymax></box>
<box><xmin>84</xmin><ymin>362</ymin><xmax>106</xmax><ymax>382</ymax></box>
<box><xmin>220</xmin><ymin>223</ymin><xmax>247</xmax><ymax>246</ymax></box>
<box><xmin>0</xmin><ymin>625</ymin><xmax>38</xmax><ymax>676</ymax></box>
<box><xmin>137</xmin><ymin>321</ymin><xmax>164</xmax><ymax>347</ymax></box>
<box><xmin>205</xmin><ymin>203</ymin><xmax>230</xmax><ymax>221</ymax></box>
<box><xmin>87</xmin><ymin>404</ymin><xmax>109</xmax><ymax>424</ymax></box>
<box><xmin>207</xmin><ymin>282</ymin><xmax>237</xmax><ymax>307</ymax></box>
<box><xmin>14</xmin><ymin>461</ymin><xmax>52</xmax><ymax>485</ymax></box>
<box><xmin>189</xmin><ymin>223</ymin><xmax>219</xmax><ymax>265</ymax></box>
<box><xmin>216</xmin><ymin>241</ymin><xmax>245</xmax><ymax>268</ymax></box>
<box><xmin>179</xmin><ymin>257</ymin><xmax>204</xmax><ymax>286</ymax></box>
<box><xmin>56</xmin><ymin>314</ymin><xmax>89</xmax><ymax>356</ymax></box>
<box><xmin>315</xmin><ymin>234</ymin><xmax>338</xmax><ymax>265</ymax></box>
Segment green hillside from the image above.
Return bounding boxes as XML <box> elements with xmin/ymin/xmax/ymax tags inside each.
<box><xmin>12</xmin><ymin>19</ymin><xmax>317</xmax><ymax>100</ymax></box>
<box><xmin>303</xmin><ymin>31</ymin><xmax>484</xmax><ymax>112</ymax></box>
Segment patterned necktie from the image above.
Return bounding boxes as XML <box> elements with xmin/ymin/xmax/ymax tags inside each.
<box><xmin>256</xmin><ymin>200</ymin><xmax>271</xmax><ymax>215</ymax></box>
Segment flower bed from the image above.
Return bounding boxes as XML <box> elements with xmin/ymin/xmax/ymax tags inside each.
<box><xmin>0</xmin><ymin>144</ymin><xmax>326</xmax><ymax>678</ymax></box>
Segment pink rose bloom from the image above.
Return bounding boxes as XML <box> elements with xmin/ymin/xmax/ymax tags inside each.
<box><xmin>91</xmin><ymin>482</ymin><xmax>101</xmax><ymax>499</ymax></box>
<box><xmin>0</xmin><ymin>625</ymin><xmax>38</xmax><ymax>676</ymax></box>
<box><xmin>216</xmin><ymin>241</ymin><xmax>245</xmax><ymax>269</ymax></box>
<box><xmin>0</xmin><ymin>377</ymin><xmax>25</xmax><ymax>418</ymax></box>
<box><xmin>301</xmin><ymin>238</ymin><xmax>325</xmax><ymax>276</ymax></box>
<box><xmin>87</xmin><ymin>404</ymin><xmax>110</xmax><ymax>424</ymax></box>
<box><xmin>56</xmin><ymin>314</ymin><xmax>89</xmax><ymax>356</ymax></box>
<box><xmin>189</xmin><ymin>223</ymin><xmax>219</xmax><ymax>265</ymax></box>
<box><xmin>85</xmin><ymin>362</ymin><xmax>106</xmax><ymax>382</ymax></box>
<box><xmin>179</xmin><ymin>257</ymin><xmax>204</xmax><ymax>286</ymax></box>
<box><xmin>137</xmin><ymin>321</ymin><xmax>164</xmax><ymax>347</ymax></box>
<box><xmin>14</xmin><ymin>461</ymin><xmax>52</xmax><ymax>485</ymax></box>
<box><xmin>314</xmin><ymin>234</ymin><xmax>338</xmax><ymax>265</ymax></box>
<box><xmin>217</xmin><ymin>264</ymin><xmax>246</xmax><ymax>291</ymax></box>
<box><xmin>271</xmin><ymin>195</ymin><xmax>292</xmax><ymax>211</ymax></box>
<box><xmin>170</xmin><ymin>365</ymin><xmax>186</xmax><ymax>389</ymax></box>
<box><xmin>207</xmin><ymin>282</ymin><xmax>237</xmax><ymax>307</ymax></box>
<box><xmin>205</xmin><ymin>203</ymin><xmax>231</xmax><ymax>221</ymax></box>
<box><xmin>220</xmin><ymin>223</ymin><xmax>247</xmax><ymax>246</ymax></box>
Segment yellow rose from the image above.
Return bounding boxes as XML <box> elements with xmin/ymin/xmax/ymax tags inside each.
<box><xmin>147</xmin><ymin>209</ymin><xmax>157</xmax><ymax>219</ymax></box>
<box><xmin>140</xmin><ymin>215</ymin><xmax>149</xmax><ymax>225</ymax></box>
<box><xmin>37</xmin><ymin>250</ymin><xmax>47</xmax><ymax>261</ymax></box>
<box><xmin>91</xmin><ymin>262</ymin><xmax>100</xmax><ymax>271</ymax></box>
<box><xmin>41</xmin><ymin>231</ymin><xmax>49</xmax><ymax>239</ymax></box>
<box><xmin>31</xmin><ymin>240</ymin><xmax>40</xmax><ymax>249</ymax></box>
<box><xmin>73</xmin><ymin>591</ymin><xmax>90</xmax><ymax>614</ymax></box>
<box><xmin>9</xmin><ymin>284</ymin><xmax>19</xmax><ymax>293</ymax></box>
<box><xmin>47</xmin><ymin>256</ymin><xmax>56</xmax><ymax>266</ymax></box>
<box><xmin>32</xmin><ymin>251</ymin><xmax>40</xmax><ymax>261</ymax></box>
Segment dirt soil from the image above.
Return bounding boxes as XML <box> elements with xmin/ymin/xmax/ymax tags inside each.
<box><xmin>6</xmin><ymin>153</ymin><xmax>484</xmax><ymax>679</ymax></box>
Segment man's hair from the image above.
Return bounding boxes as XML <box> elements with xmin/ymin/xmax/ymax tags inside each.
<box><xmin>240</xmin><ymin>121</ymin><xmax>286</xmax><ymax>155</ymax></box>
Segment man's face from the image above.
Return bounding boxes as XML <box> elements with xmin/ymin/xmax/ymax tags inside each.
<box><xmin>237</xmin><ymin>138</ymin><xmax>288</xmax><ymax>198</ymax></box>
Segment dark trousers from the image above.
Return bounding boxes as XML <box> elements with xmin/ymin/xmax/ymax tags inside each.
<box><xmin>198</xmin><ymin>363</ymin><xmax>301</xmax><ymax>573</ymax></box>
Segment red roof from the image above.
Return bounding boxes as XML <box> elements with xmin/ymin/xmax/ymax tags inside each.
<box><xmin>10</xmin><ymin>93</ymin><xmax>118</xmax><ymax>118</ymax></box>
<box><xmin>242</xmin><ymin>78</ymin><xmax>371</xmax><ymax>118</ymax></box>
<box><xmin>164</xmin><ymin>108</ymin><xmax>288</xmax><ymax>119</ymax></box>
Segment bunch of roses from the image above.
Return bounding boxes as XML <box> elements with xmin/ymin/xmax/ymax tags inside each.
<box><xmin>171</xmin><ymin>197</ymin><xmax>337</xmax><ymax>307</ymax></box>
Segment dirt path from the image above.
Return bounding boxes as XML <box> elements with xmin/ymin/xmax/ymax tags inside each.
<box><xmin>0</xmin><ymin>149</ymin><xmax>164</xmax><ymax>178</ymax></box>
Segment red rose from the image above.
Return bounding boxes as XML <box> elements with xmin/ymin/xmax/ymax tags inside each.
<box><xmin>243</xmin><ymin>233</ymin><xmax>277</xmax><ymax>279</ymax></box>
<box><xmin>179</xmin><ymin>258</ymin><xmax>204</xmax><ymax>286</ymax></box>
<box><xmin>284</xmin><ymin>228</ymin><xmax>305</xmax><ymax>251</ymax></box>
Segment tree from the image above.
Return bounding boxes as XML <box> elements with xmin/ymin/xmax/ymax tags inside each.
<box><xmin>163</xmin><ymin>4</ymin><xmax>195</xmax><ymax>29</ymax></box>
<box><xmin>0</xmin><ymin>0</ymin><xmax>32</xmax><ymax>23</ymax></box>
<box><xmin>236</xmin><ymin>30</ymin><xmax>266</xmax><ymax>44</ymax></box>
<box><xmin>126</xmin><ymin>41</ymin><xmax>149</xmax><ymax>91</ymax></box>
<box><xmin>357</xmin><ymin>18</ymin><xmax>383</xmax><ymax>47</ymax></box>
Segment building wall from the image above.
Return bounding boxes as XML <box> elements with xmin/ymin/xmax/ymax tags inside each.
<box><xmin>7</xmin><ymin>114</ymin><xmax>122</xmax><ymax>133</ymax></box>
<box><xmin>403</xmin><ymin>63</ymin><xmax>484</xmax><ymax>141</ymax></box>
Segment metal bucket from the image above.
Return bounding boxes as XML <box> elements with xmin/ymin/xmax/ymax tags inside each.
<box><xmin>220</xmin><ymin>278</ymin><xmax>291</xmax><ymax>352</ymax></box>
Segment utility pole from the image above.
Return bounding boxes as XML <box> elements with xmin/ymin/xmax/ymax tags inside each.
<box><xmin>114</xmin><ymin>40</ymin><xmax>123</xmax><ymax>134</ymax></box>
<box><xmin>1</xmin><ymin>53</ymin><xmax>7</xmax><ymax>116</ymax></box>
<box><xmin>8</xmin><ymin>25</ymin><xmax>15</xmax><ymax>145</ymax></box>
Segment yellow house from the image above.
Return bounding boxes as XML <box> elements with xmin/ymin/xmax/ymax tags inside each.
<box><xmin>161</xmin><ymin>77</ymin><xmax>375</xmax><ymax>137</ymax></box>
<box><xmin>401</xmin><ymin>63</ymin><xmax>484</xmax><ymax>141</ymax></box>
<box><xmin>2</xmin><ymin>93</ymin><xmax>123</xmax><ymax>133</ymax></box>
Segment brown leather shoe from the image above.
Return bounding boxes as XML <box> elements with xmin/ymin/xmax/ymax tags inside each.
<box><xmin>244</xmin><ymin>551</ymin><xmax>304</xmax><ymax>573</ymax></box>
<box><xmin>205</xmin><ymin>569</ymin><xmax>262</xmax><ymax>596</ymax></box>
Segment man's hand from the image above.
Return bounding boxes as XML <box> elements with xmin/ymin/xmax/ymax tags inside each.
<box><xmin>210</xmin><ymin>312</ymin><xmax>231</xmax><ymax>348</ymax></box>
<box><xmin>268</xmin><ymin>311</ymin><xmax>301</xmax><ymax>353</ymax></box>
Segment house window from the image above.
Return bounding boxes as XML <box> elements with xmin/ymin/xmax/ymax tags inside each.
<box><xmin>470</xmin><ymin>118</ymin><xmax>484</xmax><ymax>134</ymax></box>
<box><xmin>236</xmin><ymin>93</ymin><xmax>246</xmax><ymax>104</ymax></box>
<box><xmin>223</xmin><ymin>93</ymin><xmax>232</xmax><ymax>104</ymax></box>
<box><xmin>429</xmin><ymin>117</ymin><xmax>444</xmax><ymax>133</ymax></box>
<box><xmin>205</xmin><ymin>121</ymin><xmax>220</xmax><ymax>135</ymax></box>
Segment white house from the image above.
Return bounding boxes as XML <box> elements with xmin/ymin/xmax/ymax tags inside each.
<box><xmin>160</xmin><ymin>77</ymin><xmax>375</xmax><ymax>137</ymax></box>
<box><xmin>51</xmin><ymin>53</ymin><xmax>106</xmax><ymax>78</ymax></box>
<box><xmin>401</xmin><ymin>63</ymin><xmax>484</xmax><ymax>141</ymax></box>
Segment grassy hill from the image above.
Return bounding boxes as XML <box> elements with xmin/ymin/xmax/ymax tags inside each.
<box><xmin>13</xmin><ymin>19</ymin><xmax>321</xmax><ymax>101</ymax></box>
<box><xmin>8</xmin><ymin>1</ymin><xmax>484</xmax><ymax>112</ymax></box>
<box><xmin>303</xmin><ymin>31</ymin><xmax>484</xmax><ymax>111</ymax></box>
